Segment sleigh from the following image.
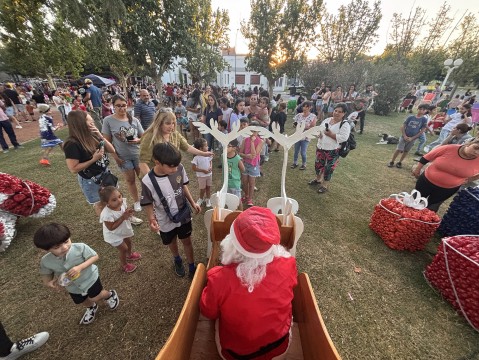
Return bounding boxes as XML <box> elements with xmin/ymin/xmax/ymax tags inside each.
<box><xmin>155</xmin><ymin>209</ymin><xmax>341</xmax><ymax>360</ymax></box>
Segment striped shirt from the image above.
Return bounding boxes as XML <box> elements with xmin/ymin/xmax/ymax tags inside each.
<box><xmin>134</xmin><ymin>100</ymin><xmax>156</xmax><ymax>129</ymax></box>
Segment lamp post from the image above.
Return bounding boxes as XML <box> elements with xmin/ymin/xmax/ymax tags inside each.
<box><xmin>441</xmin><ymin>58</ymin><xmax>463</xmax><ymax>90</ymax></box>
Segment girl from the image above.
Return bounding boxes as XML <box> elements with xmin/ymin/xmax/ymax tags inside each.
<box><xmin>102</xmin><ymin>97</ymin><xmax>113</xmax><ymax>118</ymax></box>
<box><xmin>202</xmin><ymin>94</ymin><xmax>223</xmax><ymax>151</ymax></box>
<box><xmin>229</xmin><ymin>98</ymin><xmax>245</xmax><ymax>132</ymax></box>
<box><xmin>240</xmin><ymin>124</ymin><xmax>263</xmax><ymax>206</ymax></box>
<box><xmin>331</xmin><ymin>86</ymin><xmax>343</xmax><ymax>107</ymax></box>
<box><xmin>321</xmin><ymin>85</ymin><xmax>332</xmax><ymax>120</ymax></box>
<box><xmin>219</xmin><ymin>97</ymin><xmax>233</xmax><ymax>129</ymax></box>
<box><xmin>102</xmin><ymin>94</ymin><xmax>144</xmax><ymax>221</ymax></box>
<box><xmin>290</xmin><ymin>101</ymin><xmax>317</xmax><ymax>170</ymax></box>
<box><xmin>191</xmin><ymin>138</ymin><xmax>213</xmax><ymax>208</ymax></box>
<box><xmin>99</xmin><ymin>186</ymin><xmax>141</xmax><ymax>273</ymax></box>
<box><xmin>38</xmin><ymin>104</ymin><xmax>63</xmax><ymax>166</ymax></box>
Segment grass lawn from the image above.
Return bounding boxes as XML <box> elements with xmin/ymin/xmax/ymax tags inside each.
<box><xmin>0</xmin><ymin>111</ymin><xmax>478</xmax><ymax>360</ymax></box>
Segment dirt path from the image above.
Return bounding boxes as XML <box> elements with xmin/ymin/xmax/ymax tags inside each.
<box><xmin>13</xmin><ymin>107</ymin><xmax>64</xmax><ymax>144</ymax></box>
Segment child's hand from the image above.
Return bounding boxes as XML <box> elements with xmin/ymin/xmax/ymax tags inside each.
<box><xmin>192</xmin><ymin>203</ymin><xmax>201</xmax><ymax>214</ymax></box>
<box><xmin>149</xmin><ymin>218</ymin><xmax>160</xmax><ymax>233</ymax></box>
<box><xmin>67</xmin><ymin>266</ymin><xmax>81</xmax><ymax>279</ymax></box>
<box><xmin>47</xmin><ymin>279</ymin><xmax>60</xmax><ymax>290</ymax></box>
<box><xmin>123</xmin><ymin>208</ymin><xmax>134</xmax><ymax>219</ymax></box>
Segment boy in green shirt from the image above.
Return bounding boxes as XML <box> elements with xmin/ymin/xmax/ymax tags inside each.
<box><xmin>227</xmin><ymin>139</ymin><xmax>245</xmax><ymax>209</ymax></box>
<box><xmin>34</xmin><ymin>223</ymin><xmax>119</xmax><ymax>325</ymax></box>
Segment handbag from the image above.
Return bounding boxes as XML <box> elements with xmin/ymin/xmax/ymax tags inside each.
<box><xmin>92</xmin><ymin>170</ymin><xmax>118</xmax><ymax>188</ymax></box>
<box><xmin>147</xmin><ymin>170</ymin><xmax>191</xmax><ymax>223</ymax></box>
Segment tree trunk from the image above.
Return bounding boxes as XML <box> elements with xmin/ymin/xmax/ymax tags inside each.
<box><xmin>268</xmin><ymin>78</ymin><xmax>274</xmax><ymax>100</ymax></box>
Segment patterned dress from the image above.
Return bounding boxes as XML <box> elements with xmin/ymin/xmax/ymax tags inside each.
<box><xmin>39</xmin><ymin>114</ymin><xmax>63</xmax><ymax>148</ymax></box>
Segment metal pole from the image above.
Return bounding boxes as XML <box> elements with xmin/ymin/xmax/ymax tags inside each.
<box><xmin>441</xmin><ymin>67</ymin><xmax>453</xmax><ymax>90</ymax></box>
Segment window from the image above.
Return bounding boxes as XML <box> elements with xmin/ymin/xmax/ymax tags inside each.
<box><xmin>251</xmin><ymin>74</ymin><xmax>261</xmax><ymax>85</ymax></box>
<box><xmin>274</xmin><ymin>78</ymin><xmax>283</xmax><ymax>87</ymax></box>
<box><xmin>235</xmin><ymin>74</ymin><xmax>245</xmax><ymax>84</ymax></box>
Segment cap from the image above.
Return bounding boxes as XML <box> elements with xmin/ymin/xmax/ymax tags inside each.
<box><xmin>230</xmin><ymin>206</ymin><xmax>280</xmax><ymax>258</ymax></box>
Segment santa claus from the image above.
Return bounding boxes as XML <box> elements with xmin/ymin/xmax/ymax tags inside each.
<box><xmin>200</xmin><ymin>206</ymin><xmax>298</xmax><ymax>360</ymax></box>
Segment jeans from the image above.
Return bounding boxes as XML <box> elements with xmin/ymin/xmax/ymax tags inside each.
<box><xmin>416</xmin><ymin>133</ymin><xmax>426</xmax><ymax>152</ymax></box>
<box><xmin>204</xmin><ymin>133</ymin><xmax>214</xmax><ymax>151</ymax></box>
<box><xmin>0</xmin><ymin>120</ymin><xmax>20</xmax><ymax>150</ymax></box>
<box><xmin>293</xmin><ymin>140</ymin><xmax>309</xmax><ymax>165</ymax></box>
<box><xmin>424</xmin><ymin>128</ymin><xmax>450</xmax><ymax>152</ymax></box>
<box><xmin>358</xmin><ymin>110</ymin><xmax>366</xmax><ymax>133</ymax></box>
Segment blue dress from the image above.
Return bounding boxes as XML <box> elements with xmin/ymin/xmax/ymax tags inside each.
<box><xmin>39</xmin><ymin>114</ymin><xmax>63</xmax><ymax>148</ymax></box>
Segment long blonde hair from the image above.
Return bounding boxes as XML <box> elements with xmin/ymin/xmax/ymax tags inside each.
<box><xmin>142</xmin><ymin>108</ymin><xmax>176</xmax><ymax>147</ymax></box>
<box><xmin>64</xmin><ymin>110</ymin><xmax>100</xmax><ymax>154</ymax></box>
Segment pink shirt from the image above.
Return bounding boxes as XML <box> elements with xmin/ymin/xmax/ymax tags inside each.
<box><xmin>0</xmin><ymin>101</ymin><xmax>8</xmax><ymax>121</ymax></box>
<box><xmin>424</xmin><ymin>144</ymin><xmax>479</xmax><ymax>188</ymax></box>
<box><xmin>242</xmin><ymin>136</ymin><xmax>262</xmax><ymax>166</ymax></box>
<box><xmin>200</xmin><ymin>257</ymin><xmax>297</xmax><ymax>356</ymax></box>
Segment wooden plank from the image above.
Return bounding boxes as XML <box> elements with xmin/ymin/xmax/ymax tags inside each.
<box><xmin>156</xmin><ymin>263</ymin><xmax>207</xmax><ymax>360</ymax></box>
<box><xmin>292</xmin><ymin>273</ymin><xmax>341</xmax><ymax>360</ymax></box>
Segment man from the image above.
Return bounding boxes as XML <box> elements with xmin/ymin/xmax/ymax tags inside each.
<box><xmin>134</xmin><ymin>89</ymin><xmax>156</xmax><ymax>130</ymax></box>
<box><xmin>357</xmin><ymin>84</ymin><xmax>378</xmax><ymax>134</ymax></box>
<box><xmin>3</xmin><ymin>84</ymin><xmax>26</xmax><ymax>126</ymax></box>
<box><xmin>83</xmin><ymin>78</ymin><xmax>103</xmax><ymax>129</ymax></box>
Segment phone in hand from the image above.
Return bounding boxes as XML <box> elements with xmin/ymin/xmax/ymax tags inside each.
<box><xmin>325</xmin><ymin>123</ymin><xmax>329</xmax><ymax>131</ymax></box>
<box><xmin>97</xmin><ymin>140</ymin><xmax>105</xmax><ymax>149</ymax></box>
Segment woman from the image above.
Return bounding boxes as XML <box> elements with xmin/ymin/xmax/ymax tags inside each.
<box><xmin>331</xmin><ymin>86</ymin><xmax>344</xmax><ymax>107</ymax></box>
<box><xmin>309</xmin><ymin>103</ymin><xmax>351</xmax><ymax>193</ymax></box>
<box><xmin>413</xmin><ymin>138</ymin><xmax>479</xmax><ymax>212</ymax></box>
<box><xmin>290</xmin><ymin>101</ymin><xmax>317</xmax><ymax>170</ymax></box>
<box><xmin>229</xmin><ymin>98</ymin><xmax>245</xmax><ymax>132</ymax></box>
<box><xmin>202</xmin><ymin>94</ymin><xmax>223</xmax><ymax>151</ymax></box>
<box><xmin>344</xmin><ymin>84</ymin><xmax>358</xmax><ymax>114</ymax></box>
<box><xmin>186</xmin><ymin>89</ymin><xmax>202</xmax><ymax>141</ymax></box>
<box><xmin>321</xmin><ymin>85</ymin><xmax>332</xmax><ymax>120</ymax></box>
<box><xmin>102</xmin><ymin>94</ymin><xmax>144</xmax><ymax>216</ymax></box>
<box><xmin>63</xmin><ymin>111</ymin><xmax>116</xmax><ymax>216</ymax></box>
<box><xmin>138</xmin><ymin>108</ymin><xmax>213</xmax><ymax>177</ymax></box>
<box><xmin>441</xmin><ymin>123</ymin><xmax>473</xmax><ymax>146</ymax></box>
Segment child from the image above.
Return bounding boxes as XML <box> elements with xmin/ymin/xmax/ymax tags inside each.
<box><xmin>175</xmin><ymin>109</ymin><xmax>189</xmax><ymax>136</ymax></box>
<box><xmin>240</xmin><ymin>123</ymin><xmax>263</xmax><ymax>206</ymax></box>
<box><xmin>347</xmin><ymin>103</ymin><xmax>361</xmax><ymax>132</ymax></box>
<box><xmin>191</xmin><ymin>138</ymin><xmax>213</xmax><ymax>207</ymax></box>
<box><xmin>38</xmin><ymin>104</ymin><xmax>63</xmax><ymax>166</ymax></box>
<box><xmin>236</xmin><ymin>117</ymin><xmax>250</xmax><ymax>146</ymax></box>
<box><xmin>72</xmin><ymin>95</ymin><xmax>87</xmax><ymax>111</ymax></box>
<box><xmin>271</xmin><ymin>102</ymin><xmax>287</xmax><ymax>152</ymax></box>
<box><xmin>174</xmin><ymin>100</ymin><xmax>187</xmax><ymax>117</ymax></box>
<box><xmin>388</xmin><ymin>104</ymin><xmax>428</xmax><ymax>169</ymax></box>
<box><xmin>25</xmin><ymin>100</ymin><xmax>36</xmax><ymax>121</ymax></box>
<box><xmin>99</xmin><ymin>186</ymin><xmax>142</xmax><ymax>273</ymax></box>
<box><xmin>415</xmin><ymin>105</ymin><xmax>436</xmax><ymax>156</ymax></box>
<box><xmin>34</xmin><ymin>223</ymin><xmax>120</xmax><ymax>325</ymax></box>
<box><xmin>227</xmin><ymin>139</ymin><xmax>245</xmax><ymax>210</ymax></box>
<box><xmin>140</xmin><ymin>142</ymin><xmax>201</xmax><ymax>278</ymax></box>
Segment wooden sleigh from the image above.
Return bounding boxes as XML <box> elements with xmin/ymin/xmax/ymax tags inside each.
<box><xmin>156</xmin><ymin>209</ymin><xmax>341</xmax><ymax>360</ymax></box>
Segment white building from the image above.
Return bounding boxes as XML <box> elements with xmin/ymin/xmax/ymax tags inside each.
<box><xmin>215</xmin><ymin>48</ymin><xmax>288</xmax><ymax>93</ymax></box>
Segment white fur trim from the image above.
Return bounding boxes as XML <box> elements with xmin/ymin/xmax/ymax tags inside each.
<box><xmin>229</xmin><ymin>224</ymin><xmax>274</xmax><ymax>259</ymax></box>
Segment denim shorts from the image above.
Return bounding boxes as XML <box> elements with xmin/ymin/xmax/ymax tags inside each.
<box><xmin>119</xmin><ymin>158</ymin><xmax>140</xmax><ymax>172</ymax></box>
<box><xmin>5</xmin><ymin>107</ymin><xmax>15</xmax><ymax>117</ymax></box>
<box><xmin>77</xmin><ymin>174</ymin><xmax>102</xmax><ymax>204</ymax></box>
<box><xmin>227</xmin><ymin>188</ymin><xmax>242</xmax><ymax>198</ymax></box>
<box><xmin>243</xmin><ymin>162</ymin><xmax>260</xmax><ymax>177</ymax></box>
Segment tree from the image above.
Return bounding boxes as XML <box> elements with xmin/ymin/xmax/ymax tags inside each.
<box><xmin>182</xmin><ymin>3</ymin><xmax>229</xmax><ymax>83</ymax></box>
<box><xmin>388</xmin><ymin>6</ymin><xmax>426</xmax><ymax>61</ymax></box>
<box><xmin>315</xmin><ymin>0</ymin><xmax>382</xmax><ymax>63</ymax></box>
<box><xmin>241</xmin><ymin>0</ymin><xmax>322</xmax><ymax>97</ymax></box>
<box><xmin>0</xmin><ymin>0</ymin><xmax>85</xmax><ymax>79</ymax></box>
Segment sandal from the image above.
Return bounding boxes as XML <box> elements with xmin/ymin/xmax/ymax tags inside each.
<box><xmin>290</xmin><ymin>163</ymin><xmax>298</xmax><ymax>169</ymax></box>
<box><xmin>317</xmin><ymin>186</ymin><xmax>328</xmax><ymax>194</ymax></box>
<box><xmin>308</xmin><ymin>179</ymin><xmax>321</xmax><ymax>185</ymax></box>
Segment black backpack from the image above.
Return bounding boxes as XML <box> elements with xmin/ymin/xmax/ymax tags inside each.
<box><xmin>338</xmin><ymin>121</ymin><xmax>356</xmax><ymax>158</ymax></box>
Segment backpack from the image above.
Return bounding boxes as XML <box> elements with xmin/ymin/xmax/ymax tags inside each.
<box><xmin>338</xmin><ymin>120</ymin><xmax>356</xmax><ymax>158</ymax></box>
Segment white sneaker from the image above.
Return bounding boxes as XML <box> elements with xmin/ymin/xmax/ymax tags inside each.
<box><xmin>80</xmin><ymin>303</ymin><xmax>97</xmax><ymax>325</ymax></box>
<box><xmin>130</xmin><ymin>216</ymin><xmax>143</xmax><ymax>225</ymax></box>
<box><xmin>205</xmin><ymin>198</ymin><xmax>212</xmax><ymax>207</ymax></box>
<box><xmin>15</xmin><ymin>125</ymin><xmax>22</xmax><ymax>129</ymax></box>
<box><xmin>264</xmin><ymin>155</ymin><xmax>269</xmax><ymax>162</ymax></box>
<box><xmin>4</xmin><ymin>332</ymin><xmax>49</xmax><ymax>359</ymax></box>
<box><xmin>196</xmin><ymin>198</ymin><xmax>203</xmax><ymax>206</ymax></box>
<box><xmin>105</xmin><ymin>289</ymin><xmax>119</xmax><ymax>310</ymax></box>
<box><xmin>133</xmin><ymin>201</ymin><xmax>142</xmax><ymax>212</ymax></box>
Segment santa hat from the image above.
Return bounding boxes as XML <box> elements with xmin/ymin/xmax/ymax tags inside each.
<box><xmin>230</xmin><ymin>206</ymin><xmax>280</xmax><ymax>258</ymax></box>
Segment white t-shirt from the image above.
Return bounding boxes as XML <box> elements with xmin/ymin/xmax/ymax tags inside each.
<box><xmin>316</xmin><ymin>117</ymin><xmax>351</xmax><ymax>151</ymax></box>
<box><xmin>443</xmin><ymin>113</ymin><xmax>472</xmax><ymax>132</ymax></box>
<box><xmin>99</xmin><ymin>201</ymin><xmax>134</xmax><ymax>245</ymax></box>
<box><xmin>192</xmin><ymin>155</ymin><xmax>212</xmax><ymax>178</ymax></box>
<box><xmin>52</xmin><ymin>96</ymin><xmax>64</xmax><ymax>107</ymax></box>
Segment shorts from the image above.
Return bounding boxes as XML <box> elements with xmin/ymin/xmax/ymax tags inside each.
<box><xmin>316</xmin><ymin>100</ymin><xmax>323</xmax><ymax>107</ymax></box>
<box><xmin>104</xmin><ymin>237</ymin><xmax>125</xmax><ymax>248</ymax></box>
<box><xmin>77</xmin><ymin>174</ymin><xmax>102</xmax><ymax>204</ymax></box>
<box><xmin>16</xmin><ymin>104</ymin><xmax>25</xmax><ymax>112</ymax></box>
<box><xmin>397</xmin><ymin>136</ymin><xmax>416</xmax><ymax>152</ymax></box>
<box><xmin>69</xmin><ymin>277</ymin><xmax>103</xmax><ymax>304</ymax></box>
<box><xmin>227</xmin><ymin>188</ymin><xmax>242</xmax><ymax>198</ymax></box>
<box><xmin>119</xmin><ymin>158</ymin><xmax>140</xmax><ymax>172</ymax></box>
<box><xmin>5</xmin><ymin>107</ymin><xmax>15</xmax><ymax>117</ymax></box>
<box><xmin>243</xmin><ymin>162</ymin><xmax>261</xmax><ymax>177</ymax></box>
<box><xmin>159</xmin><ymin>221</ymin><xmax>192</xmax><ymax>245</ymax></box>
<box><xmin>197</xmin><ymin>175</ymin><xmax>212</xmax><ymax>189</ymax></box>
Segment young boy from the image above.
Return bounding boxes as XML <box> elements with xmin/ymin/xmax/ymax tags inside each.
<box><xmin>34</xmin><ymin>223</ymin><xmax>119</xmax><ymax>325</ymax></box>
<box><xmin>388</xmin><ymin>104</ymin><xmax>428</xmax><ymax>169</ymax></box>
<box><xmin>25</xmin><ymin>100</ymin><xmax>36</xmax><ymax>121</ymax></box>
<box><xmin>141</xmin><ymin>142</ymin><xmax>201</xmax><ymax>278</ymax></box>
<box><xmin>175</xmin><ymin>109</ymin><xmax>189</xmax><ymax>135</ymax></box>
<box><xmin>227</xmin><ymin>139</ymin><xmax>245</xmax><ymax>210</ymax></box>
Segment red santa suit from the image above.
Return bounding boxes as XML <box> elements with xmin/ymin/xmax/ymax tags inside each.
<box><xmin>200</xmin><ymin>206</ymin><xmax>298</xmax><ymax>360</ymax></box>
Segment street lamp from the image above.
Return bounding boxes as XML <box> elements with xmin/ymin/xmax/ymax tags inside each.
<box><xmin>441</xmin><ymin>58</ymin><xmax>463</xmax><ymax>90</ymax></box>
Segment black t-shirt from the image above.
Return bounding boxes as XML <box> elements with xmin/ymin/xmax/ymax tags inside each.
<box><xmin>63</xmin><ymin>140</ymin><xmax>109</xmax><ymax>178</ymax></box>
<box><xmin>3</xmin><ymin>89</ymin><xmax>20</xmax><ymax>104</ymax></box>
<box><xmin>32</xmin><ymin>93</ymin><xmax>45</xmax><ymax>104</ymax></box>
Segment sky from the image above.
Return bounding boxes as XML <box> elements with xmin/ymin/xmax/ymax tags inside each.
<box><xmin>211</xmin><ymin>0</ymin><xmax>479</xmax><ymax>57</ymax></box>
